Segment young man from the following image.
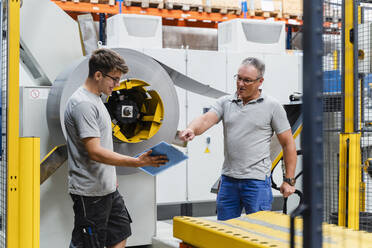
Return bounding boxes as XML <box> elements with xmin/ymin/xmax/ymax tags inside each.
<box><xmin>65</xmin><ymin>48</ymin><xmax>168</xmax><ymax>248</ymax></box>
<box><xmin>179</xmin><ymin>57</ymin><xmax>297</xmax><ymax>221</ymax></box>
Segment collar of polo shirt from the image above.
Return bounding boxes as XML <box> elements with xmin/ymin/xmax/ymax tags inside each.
<box><xmin>231</xmin><ymin>91</ymin><xmax>265</xmax><ymax>105</ymax></box>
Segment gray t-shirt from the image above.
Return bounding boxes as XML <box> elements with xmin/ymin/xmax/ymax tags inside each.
<box><xmin>64</xmin><ymin>87</ymin><xmax>116</xmax><ymax>196</ymax></box>
<box><xmin>210</xmin><ymin>92</ymin><xmax>290</xmax><ymax>180</ymax></box>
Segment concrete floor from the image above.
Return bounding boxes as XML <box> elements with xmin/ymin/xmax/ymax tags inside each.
<box><xmin>125</xmin><ymin>219</ymin><xmax>181</xmax><ymax>248</ymax></box>
<box><xmin>150</xmin><ymin>216</ymin><xmax>219</xmax><ymax>248</ymax></box>
<box><xmin>152</xmin><ymin>220</ymin><xmax>181</xmax><ymax>248</ymax></box>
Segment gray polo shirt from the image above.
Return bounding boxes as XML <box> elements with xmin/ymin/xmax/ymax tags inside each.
<box><xmin>210</xmin><ymin>92</ymin><xmax>290</xmax><ymax>180</ymax></box>
<box><xmin>64</xmin><ymin>87</ymin><xmax>116</xmax><ymax>196</ymax></box>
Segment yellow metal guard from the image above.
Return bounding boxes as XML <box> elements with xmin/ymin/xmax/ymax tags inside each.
<box><xmin>338</xmin><ymin>134</ymin><xmax>348</xmax><ymax>227</ymax></box>
<box><xmin>7</xmin><ymin>0</ymin><xmax>21</xmax><ymax>246</ymax></box>
<box><xmin>344</xmin><ymin>0</ymin><xmax>354</xmax><ymax>133</ymax></box>
<box><xmin>338</xmin><ymin>0</ymin><xmax>362</xmax><ymax>231</ymax></box>
<box><xmin>339</xmin><ymin>134</ymin><xmax>361</xmax><ymax>230</ymax></box>
<box><xmin>174</xmin><ymin>211</ymin><xmax>372</xmax><ymax>248</ymax></box>
<box><xmin>19</xmin><ymin>138</ymin><xmax>40</xmax><ymax>248</ymax></box>
<box><xmin>7</xmin><ymin>1</ymin><xmax>40</xmax><ymax>247</ymax></box>
<box><xmin>347</xmin><ymin>133</ymin><xmax>361</xmax><ymax>230</ymax></box>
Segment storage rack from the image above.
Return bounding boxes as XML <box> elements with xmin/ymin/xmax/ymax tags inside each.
<box><xmin>51</xmin><ymin>0</ymin><xmax>303</xmax><ymax>28</ymax></box>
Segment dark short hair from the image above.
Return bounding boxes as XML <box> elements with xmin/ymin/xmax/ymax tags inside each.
<box><xmin>241</xmin><ymin>57</ymin><xmax>265</xmax><ymax>78</ymax></box>
<box><xmin>88</xmin><ymin>48</ymin><xmax>129</xmax><ymax>78</ymax></box>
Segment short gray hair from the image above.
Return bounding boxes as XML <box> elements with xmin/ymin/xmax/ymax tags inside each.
<box><xmin>241</xmin><ymin>57</ymin><xmax>265</xmax><ymax>78</ymax></box>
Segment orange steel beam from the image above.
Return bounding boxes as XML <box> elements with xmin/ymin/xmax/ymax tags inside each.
<box><xmin>51</xmin><ymin>0</ymin><xmax>119</xmax><ymax>14</ymax></box>
<box><xmin>162</xmin><ymin>19</ymin><xmax>218</xmax><ymax>28</ymax></box>
<box><xmin>67</xmin><ymin>11</ymin><xmax>219</xmax><ymax>28</ymax></box>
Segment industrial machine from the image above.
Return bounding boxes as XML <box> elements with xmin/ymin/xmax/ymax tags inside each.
<box><xmin>18</xmin><ymin>0</ymin><xmax>303</xmax><ymax>247</ymax></box>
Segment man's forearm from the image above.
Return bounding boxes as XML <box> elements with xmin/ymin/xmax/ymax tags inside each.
<box><xmin>283</xmin><ymin>144</ymin><xmax>297</xmax><ymax>178</ymax></box>
<box><xmin>187</xmin><ymin>112</ymin><xmax>218</xmax><ymax>136</ymax></box>
<box><xmin>90</xmin><ymin>147</ymin><xmax>140</xmax><ymax>167</ymax></box>
<box><xmin>188</xmin><ymin>119</ymin><xmax>209</xmax><ymax>136</ymax></box>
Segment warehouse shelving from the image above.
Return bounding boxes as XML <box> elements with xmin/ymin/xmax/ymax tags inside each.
<box><xmin>51</xmin><ymin>0</ymin><xmax>303</xmax><ymax>28</ymax></box>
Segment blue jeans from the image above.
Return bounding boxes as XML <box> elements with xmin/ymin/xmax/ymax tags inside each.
<box><xmin>216</xmin><ymin>175</ymin><xmax>273</xmax><ymax>221</ymax></box>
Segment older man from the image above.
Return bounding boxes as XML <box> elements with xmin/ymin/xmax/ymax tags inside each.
<box><xmin>179</xmin><ymin>57</ymin><xmax>297</xmax><ymax>221</ymax></box>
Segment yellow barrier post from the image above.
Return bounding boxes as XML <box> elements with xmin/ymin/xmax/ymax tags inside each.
<box><xmin>338</xmin><ymin>0</ymin><xmax>361</xmax><ymax>230</ymax></box>
<box><xmin>19</xmin><ymin>138</ymin><xmax>40</xmax><ymax>248</ymax></box>
<box><xmin>7</xmin><ymin>0</ymin><xmax>21</xmax><ymax>246</ymax></box>
<box><xmin>338</xmin><ymin>135</ymin><xmax>348</xmax><ymax>227</ymax></box>
<box><xmin>348</xmin><ymin>134</ymin><xmax>361</xmax><ymax>230</ymax></box>
<box><xmin>7</xmin><ymin>0</ymin><xmax>40</xmax><ymax>247</ymax></box>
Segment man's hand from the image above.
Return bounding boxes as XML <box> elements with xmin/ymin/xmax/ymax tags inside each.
<box><xmin>137</xmin><ymin>150</ymin><xmax>168</xmax><ymax>167</ymax></box>
<box><xmin>179</xmin><ymin>128</ymin><xmax>195</xmax><ymax>141</ymax></box>
<box><xmin>280</xmin><ymin>182</ymin><xmax>295</xmax><ymax>198</ymax></box>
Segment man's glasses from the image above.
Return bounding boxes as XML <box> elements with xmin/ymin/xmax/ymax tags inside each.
<box><xmin>101</xmin><ymin>72</ymin><xmax>121</xmax><ymax>84</ymax></box>
<box><xmin>234</xmin><ymin>74</ymin><xmax>261</xmax><ymax>84</ymax></box>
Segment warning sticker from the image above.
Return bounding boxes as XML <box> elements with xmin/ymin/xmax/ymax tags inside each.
<box><xmin>29</xmin><ymin>88</ymin><xmax>49</xmax><ymax>100</ymax></box>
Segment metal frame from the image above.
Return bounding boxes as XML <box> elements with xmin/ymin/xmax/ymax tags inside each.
<box><xmin>338</xmin><ymin>134</ymin><xmax>348</xmax><ymax>226</ymax></box>
<box><xmin>338</xmin><ymin>0</ymin><xmax>361</xmax><ymax>231</ymax></box>
<box><xmin>301</xmin><ymin>0</ymin><xmax>324</xmax><ymax>247</ymax></box>
<box><xmin>339</xmin><ymin>133</ymin><xmax>361</xmax><ymax>228</ymax></box>
<box><xmin>7</xmin><ymin>0</ymin><xmax>21</xmax><ymax>245</ymax></box>
<box><xmin>6</xmin><ymin>0</ymin><xmax>40</xmax><ymax>247</ymax></box>
<box><xmin>18</xmin><ymin>138</ymin><xmax>40</xmax><ymax>247</ymax></box>
<box><xmin>354</xmin><ymin>2</ymin><xmax>360</xmax><ymax>130</ymax></box>
<box><xmin>354</xmin><ymin>2</ymin><xmax>359</xmax><ymax>130</ymax></box>
<box><xmin>0</xmin><ymin>1</ymin><xmax>6</xmax><ymax>246</ymax></box>
<box><xmin>344</xmin><ymin>0</ymin><xmax>355</xmax><ymax>133</ymax></box>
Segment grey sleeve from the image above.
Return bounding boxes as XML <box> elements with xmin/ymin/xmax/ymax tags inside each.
<box><xmin>71</xmin><ymin>102</ymin><xmax>101</xmax><ymax>139</ymax></box>
<box><xmin>271</xmin><ymin>102</ymin><xmax>291</xmax><ymax>134</ymax></box>
<box><xmin>209</xmin><ymin>96</ymin><xmax>227</xmax><ymax>121</ymax></box>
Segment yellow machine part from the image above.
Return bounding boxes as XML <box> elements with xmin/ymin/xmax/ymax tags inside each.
<box><xmin>109</xmin><ymin>79</ymin><xmax>164</xmax><ymax>143</ymax></box>
<box><xmin>271</xmin><ymin>124</ymin><xmax>302</xmax><ymax>171</ymax></box>
<box><xmin>174</xmin><ymin>211</ymin><xmax>372</xmax><ymax>248</ymax></box>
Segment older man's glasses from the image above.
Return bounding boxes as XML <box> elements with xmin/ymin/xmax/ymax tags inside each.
<box><xmin>234</xmin><ymin>74</ymin><xmax>261</xmax><ymax>84</ymax></box>
<box><xmin>101</xmin><ymin>72</ymin><xmax>121</xmax><ymax>84</ymax></box>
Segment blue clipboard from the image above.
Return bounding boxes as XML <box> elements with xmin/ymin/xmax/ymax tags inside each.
<box><xmin>136</xmin><ymin>141</ymin><xmax>188</xmax><ymax>176</ymax></box>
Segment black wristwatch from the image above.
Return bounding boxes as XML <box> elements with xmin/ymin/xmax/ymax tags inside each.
<box><xmin>283</xmin><ymin>177</ymin><xmax>296</xmax><ymax>186</ymax></box>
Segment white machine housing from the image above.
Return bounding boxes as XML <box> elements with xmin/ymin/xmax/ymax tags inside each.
<box><xmin>20</xmin><ymin>0</ymin><xmax>83</xmax><ymax>85</ymax></box>
<box><xmin>218</xmin><ymin>19</ymin><xmax>286</xmax><ymax>54</ymax></box>
<box><xmin>106</xmin><ymin>14</ymin><xmax>163</xmax><ymax>49</ymax></box>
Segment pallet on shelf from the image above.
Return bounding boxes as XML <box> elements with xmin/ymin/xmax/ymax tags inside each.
<box><xmin>164</xmin><ymin>0</ymin><xmax>203</xmax><ymax>12</ymax></box>
<box><xmin>248</xmin><ymin>0</ymin><xmax>282</xmax><ymax>18</ymax></box>
<box><xmin>323</xmin><ymin>1</ymin><xmax>341</xmax><ymax>22</ymax></box>
<box><xmin>60</xmin><ymin>0</ymin><xmax>116</xmax><ymax>4</ymax></box>
<box><xmin>203</xmin><ymin>0</ymin><xmax>241</xmax><ymax>15</ymax></box>
<box><xmin>124</xmin><ymin>0</ymin><xmax>164</xmax><ymax>8</ymax></box>
<box><xmin>283</xmin><ymin>13</ymin><xmax>302</xmax><ymax>20</ymax></box>
<box><xmin>282</xmin><ymin>0</ymin><xmax>302</xmax><ymax>20</ymax></box>
<box><xmin>250</xmin><ymin>9</ymin><xmax>280</xmax><ymax>18</ymax></box>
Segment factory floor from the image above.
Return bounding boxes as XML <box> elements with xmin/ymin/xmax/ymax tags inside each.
<box><xmin>152</xmin><ymin>219</ymin><xmax>182</xmax><ymax>248</ymax></box>
<box><xmin>132</xmin><ymin>216</ymin><xmax>217</xmax><ymax>248</ymax></box>
<box><xmin>127</xmin><ymin>219</ymin><xmax>181</xmax><ymax>248</ymax></box>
